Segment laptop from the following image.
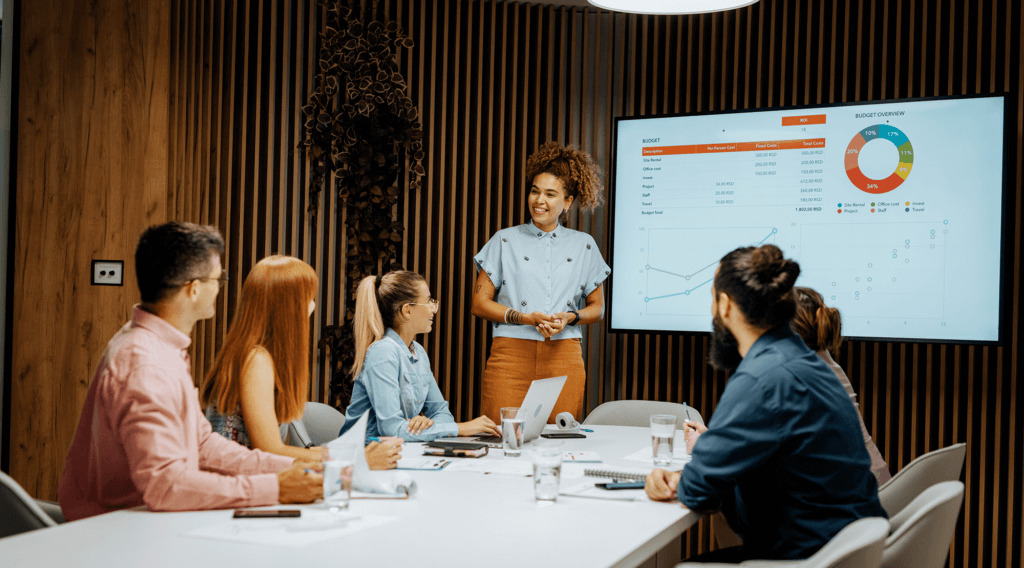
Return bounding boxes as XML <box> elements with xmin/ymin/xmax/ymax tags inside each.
<box><xmin>440</xmin><ymin>375</ymin><xmax>568</xmax><ymax>448</ymax></box>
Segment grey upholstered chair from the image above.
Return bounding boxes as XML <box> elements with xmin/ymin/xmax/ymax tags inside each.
<box><xmin>678</xmin><ymin>516</ymin><xmax>890</xmax><ymax>568</ymax></box>
<box><xmin>877</xmin><ymin>443</ymin><xmax>966</xmax><ymax>519</ymax></box>
<box><xmin>582</xmin><ymin>400</ymin><xmax>705</xmax><ymax>428</ymax></box>
<box><xmin>881</xmin><ymin>481</ymin><xmax>964</xmax><ymax>568</ymax></box>
<box><xmin>1</xmin><ymin>471</ymin><xmax>58</xmax><ymax>539</ymax></box>
<box><xmin>287</xmin><ymin>401</ymin><xmax>347</xmax><ymax>447</ymax></box>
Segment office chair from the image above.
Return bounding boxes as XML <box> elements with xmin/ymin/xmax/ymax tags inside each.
<box><xmin>881</xmin><ymin>481</ymin><xmax>964</xmax><ymax>568</ymax></box>
<box><xmin>287</xmin><ymin>401</ymin><xmax>347</xmax><ymax>448</ymax></box>
<box><xmin>1</xmin><ymin>471</ymin><xmax>58</xmax><ymax>539</ymax></box>
<box><xmin>583</xmin><ymin>400</ymin><xmax>705</xmax><ymax>429</ymax></box>
<box><xmin>877</xmin><ymin>443</ymin><xmax>966</xmax><ymax>519</ymax></box>
<box><xmin>679</xmin><ymin>516</ymin><xmax>890</xmax><ymax>568</ymax></box>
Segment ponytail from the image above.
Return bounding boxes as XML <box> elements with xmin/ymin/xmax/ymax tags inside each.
<box><xmin>350</xmin><ymin>270</ymin><xmax>426</xmax><ymax>380</ymax></box>
<box><xmin>815</xmin><ymin>305</ymin><xmax>843</xmax><ymax>357</ymax></box>
<box><xmin>792</xmin><ymin>286</ymin><xmax>843</xmax><ymax>357</ymax></box>
<box><xmin>351</xmin><ymin>276</ymin><xmax>386</xmax><ymax>380</ymax></box>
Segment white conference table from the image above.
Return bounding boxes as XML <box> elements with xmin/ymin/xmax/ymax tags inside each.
<box><xmin>1</xmin><ymin>425</ymin><xmax>700</xmax><ymax>568</ymax></box>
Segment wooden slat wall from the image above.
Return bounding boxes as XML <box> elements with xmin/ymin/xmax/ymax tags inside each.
<box><xmin>166</xmin><ymin>1</ymin><xmax>1021</xmax><ymax>565</ymax></box>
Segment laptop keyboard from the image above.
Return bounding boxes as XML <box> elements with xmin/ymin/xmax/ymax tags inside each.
<box><xmin>473</xmin><ymin>436</ymin><xmax>503</xmax><ymax>444</ymax></box>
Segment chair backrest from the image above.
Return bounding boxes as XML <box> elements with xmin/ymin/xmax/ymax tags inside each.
<box><xmin>679</xmin><ymin>517</ymin><xmax>888</xmax><ymax>567</ymax></box>
<box><xmin>297</xmin><ymin>401</ymin><xmax>347</xmax><ymax>446</ymax></box>
<box><xmin>806</xmin><ymin>517</ymin><xmax>890</xmax><ymax>568</ymax></box>
<box><xmin>877</xmin><ymin>443</ymin><xmax>965</xmax><ymax>518</ymax></box>
<box><xmin>882</xmin><ymin>481</ymin><xmax>964</xmax><ymax>568</ymax></box>
<box><xmin>1</xmin><ymin>471</ymin><xmax>58</xmax><ymax>539</ymax></box>
<box><xmin>582</xmin><ymin>400</ymin><xmax>705</xmax><ymax>429</ymax></box>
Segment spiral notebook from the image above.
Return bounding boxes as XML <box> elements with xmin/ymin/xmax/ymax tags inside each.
<box><xmin>583</xmin><ymin>468</ymin><xmax>650</xmax><ymax>481</ymax></box>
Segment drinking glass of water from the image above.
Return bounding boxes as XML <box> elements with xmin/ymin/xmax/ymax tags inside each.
<box><xmin>650</xmin><ymin>414</ymin><xmax>676</xmax><ymax>467</ymax></box>
<box><xmin>501</xmin><ymin>407</ymin><xmax>524</xmax><ymax>457</ymax></box>
<box><xmin>532</xmin><ymin>441</ymin><xmax>563</xmax><ymax>502</ymax></box>
<box><xmin>323</xmin><ymin>459</ymin><xmax>353</xmax><ymax>513</ymax></box>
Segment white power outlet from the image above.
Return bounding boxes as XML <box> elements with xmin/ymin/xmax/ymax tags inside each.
<box><xmin>92</xmin><ymin>260</ymin><xmax>124</xmax><ymax>286</ymax></box>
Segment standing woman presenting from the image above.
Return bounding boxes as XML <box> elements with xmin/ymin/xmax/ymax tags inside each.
<box><xmin>472</xmin><ymin>142</ymin><xmax>610</xmax><ymax>423</ymax></box>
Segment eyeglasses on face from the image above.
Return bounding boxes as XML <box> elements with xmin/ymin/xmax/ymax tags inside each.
<box><xmin>405</xmin><ymin>298</ymin><xmax>439</xmax><ymax>313</ymax></box>
<box><xmin>195</xmin><ymin>272</ymin><xmax>229</xmax><ymax>289</ymax></box>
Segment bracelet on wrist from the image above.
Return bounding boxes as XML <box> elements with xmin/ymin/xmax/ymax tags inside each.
<box><xmin>568</xmin><ymin>310</ymin><xmax>581</xmax><ymax>326</ymax></box>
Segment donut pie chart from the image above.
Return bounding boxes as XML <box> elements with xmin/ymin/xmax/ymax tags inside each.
<box><xmin>845</xmin><ymin>125</ymin><xmax>913</xmax><ymax>194</ymax></box>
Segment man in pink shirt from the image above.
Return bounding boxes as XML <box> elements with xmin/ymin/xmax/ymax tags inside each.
<box><xmin>59</xmin><ymin>222</ymin><xmax>323</xmax><ymax>521</ymax></box>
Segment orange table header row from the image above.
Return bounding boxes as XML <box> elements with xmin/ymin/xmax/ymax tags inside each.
<box><xmin>782</xmin><ymin>114</ymin><xmax>827</xmax><ymax>126</ymax></box>
<box><xmin>641</xmin><ymin>138</ymin><xmax>826</xmax><ymax>156</ymax></box>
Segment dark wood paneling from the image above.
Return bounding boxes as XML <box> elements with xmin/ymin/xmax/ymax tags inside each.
<box><xmin>166</xmin><ymin>1</ymin><xmax>1020</xmax><ymax>565</ymax></box>
<box><xmin>11</xmin><ymin>0</ymin><xmax>171</xmax><ymax>498</ymax></box>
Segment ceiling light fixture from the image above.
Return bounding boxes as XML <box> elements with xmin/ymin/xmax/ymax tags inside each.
<box><xmin>588</xmin><ymin>0</ymin><xmax>759</xmax><ymax>15</ymax></box>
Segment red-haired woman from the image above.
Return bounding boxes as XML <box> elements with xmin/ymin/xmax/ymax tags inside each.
<box><xmin>471</xmin><ymin>142</ymin><xmax>610</xmax><ymax>423</ymax></box>
<box><xmin>202</xmin><ymin>256</ymin><xmax>402</xmax><ymax>469</ymax></box>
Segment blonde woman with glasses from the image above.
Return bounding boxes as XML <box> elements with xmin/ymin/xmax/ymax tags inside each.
<box><xmin>340</xmin><ymin>271</ymin><xmax>501</xmax><ymax>442</ymax></box>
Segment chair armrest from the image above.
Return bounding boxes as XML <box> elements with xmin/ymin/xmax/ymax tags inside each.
<box><xmin>679</xmin><ymin>562</ymin><xmax>803</xmax><ymax>568</ymax></box>
<box><xmin>34</xmin><ymin>499</ymin><xmax>66</xmax><ymax>524</ymax></box>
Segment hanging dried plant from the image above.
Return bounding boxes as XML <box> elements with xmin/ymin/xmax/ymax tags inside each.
<box><xmin>299</xmin><ymin>0</ymin><xmax>425</xmax><ymax>407</ymax></box>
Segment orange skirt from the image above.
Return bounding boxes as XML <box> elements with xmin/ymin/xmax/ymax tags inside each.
<box><xmin>480</xmin><ymin>337</ymin><xmax>586</xmax><ymax>425</ymax></box>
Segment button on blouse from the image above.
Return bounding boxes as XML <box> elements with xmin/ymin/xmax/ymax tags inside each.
<box><xmin>474</xmin><ymin>223</ymin><xmax>611</xmax><ymax>341</ymax></box>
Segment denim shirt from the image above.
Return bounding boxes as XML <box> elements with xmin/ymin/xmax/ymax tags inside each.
<box><xmin>340</xmin><ymin>328</ymin><xmax>459</xmax><ymax>443</ymax></box>
<box><xmin>474</xmin><ymin>222</ymin><xmax>610</xmax><ymax>341</ymax></box>
<box><xmin>678</xmin><ymin>324</ymin><xmax>887</xmax><ymax>560</ymax></box>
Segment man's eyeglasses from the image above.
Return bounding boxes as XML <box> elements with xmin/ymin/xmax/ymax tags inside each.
<box><xmin>406</xmin><ymin>298</ymin><xmax>439</xmax><ymax>313</ymax></box>
<box><xmin>195</xmin><ymin>273</ymin><xmax>229</xmax><ymax>289</ymax></box>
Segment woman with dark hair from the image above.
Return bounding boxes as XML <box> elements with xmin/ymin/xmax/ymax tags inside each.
<box><xmin>341</xmin><ymin>271</ymin><xmax>501</xmax><ymax>442</ymax></box>
<box><xmin>471</xmin><ymin>142</ymin><xmax>610</xmax><ymax>424</ymax></box>
<box><xmin>202</xmin><ymin>256</ymin><xmax>402</xmax><ymax>469</ymax></box>
<box><xmin>791</xmin><ymin>286</ymin><xmax>891</xmax><ymax>485</ymax></box>
<box><xmin>645</xmin><ymin>244</ymin><xmax>886</xmax><ymax>563</ymax></box>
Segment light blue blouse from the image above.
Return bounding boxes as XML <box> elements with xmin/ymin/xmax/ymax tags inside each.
<box><xmin>474</xmin><ymin>222</ymin><xmax>610</xmax><ymax>341</ymax></box>
<box><xmin>339</xmin><ymin>328</ymin><xmax>459</xmax><ymax>443</ymax></box>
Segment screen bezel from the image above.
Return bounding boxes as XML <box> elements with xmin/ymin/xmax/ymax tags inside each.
<box><xmin>606</xmin><ymin>93</ymin><xmax>1010</xmax><ymax>345</ymax></box>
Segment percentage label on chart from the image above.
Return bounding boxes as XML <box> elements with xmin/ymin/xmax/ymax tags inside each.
<box><xmin>847</xmin><ymin>149</ymin><xmax>859</xmax><ymax>154</ymax></box>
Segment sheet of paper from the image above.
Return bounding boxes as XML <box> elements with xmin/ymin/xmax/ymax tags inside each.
<box><xmin>560</xmin><ymin>481</ymin><xmax>642</xmax><ymax>501</ymax></box>
<box><xmin>396</xmin><ymin>458</ymin><xmax>450</xmax><ymax>471</ymax></box>
<box><xmin>622</xmin><ymin>445</ymin><xmax>692</xmax><ymax>467</ymax></box>
<box><xmin>444</xmin><ymin>460</ymin><xmax>534</xmax><ymax>476</ymax></box>
<box><xmin>326</xmin><ymin>413</ymin><xmax>417</xmax><ymax>496</ymax></box>
<box><xmin>561</xmin><ymin>463</ymin><xmax>587</xmax><ymax>479</ymax></box>
<box><xmin>563</xmin><ymin>451</ymin><xmax>602</xmax><ymax>463</ymax></box>
<box><xmin>441</xmin><ymin>460</ymin><xmax>586</xmax><ymax>478</ymax></box>
<box><xmin>181</xmin><ymin>512</ymin><xmax>396</xmax><ymax>548</ymax></box>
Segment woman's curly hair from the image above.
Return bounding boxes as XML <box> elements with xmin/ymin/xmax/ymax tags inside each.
<box><xmin>525</xmin><ymin>142</ymin><xmax>604</xmax><ymax>224</ymax></box>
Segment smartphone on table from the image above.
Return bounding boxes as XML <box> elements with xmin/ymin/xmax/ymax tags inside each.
<box><xmin>232</xmin><ymin>509</ymin><xmax>301</xmax><ymax>519</ymax></box>
<box><xmin>595</xmin><ymin>481</ymin><xmax>646</xmax><ymax>490</ymax></box>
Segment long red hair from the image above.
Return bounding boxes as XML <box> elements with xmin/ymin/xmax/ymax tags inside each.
<box><xmin>201</xmin><ymin>255</ymin><xmax>317</xmax><ymax>424</ymax></box>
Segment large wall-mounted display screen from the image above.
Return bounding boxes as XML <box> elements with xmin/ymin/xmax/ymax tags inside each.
<box><xmin>608</xmin><ymin>95</ymin><xmax>1006</xmax><ymax>343</ymax></box>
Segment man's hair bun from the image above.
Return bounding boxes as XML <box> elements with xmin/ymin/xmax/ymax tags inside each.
<box><xmin>716</xmin><ymin>244</ymin><xmax>801</xmax><ymax>328</ymax></box>
<box><xmin>748</xmin><ymin>245</ymin><xmax>800</xmax><ymax>297</ymax></box>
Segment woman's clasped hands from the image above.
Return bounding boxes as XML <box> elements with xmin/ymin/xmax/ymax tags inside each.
<box><xmin>529</xmin><ymin>312</ymin><xmax>568</xmax><ymax>339</ymax></box>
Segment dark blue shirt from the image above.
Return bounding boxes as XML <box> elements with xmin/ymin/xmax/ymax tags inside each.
<box><xmin>679</xmin><ymin>324</ymin><xmax>887</xmax><ymax>560</ymax></box>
